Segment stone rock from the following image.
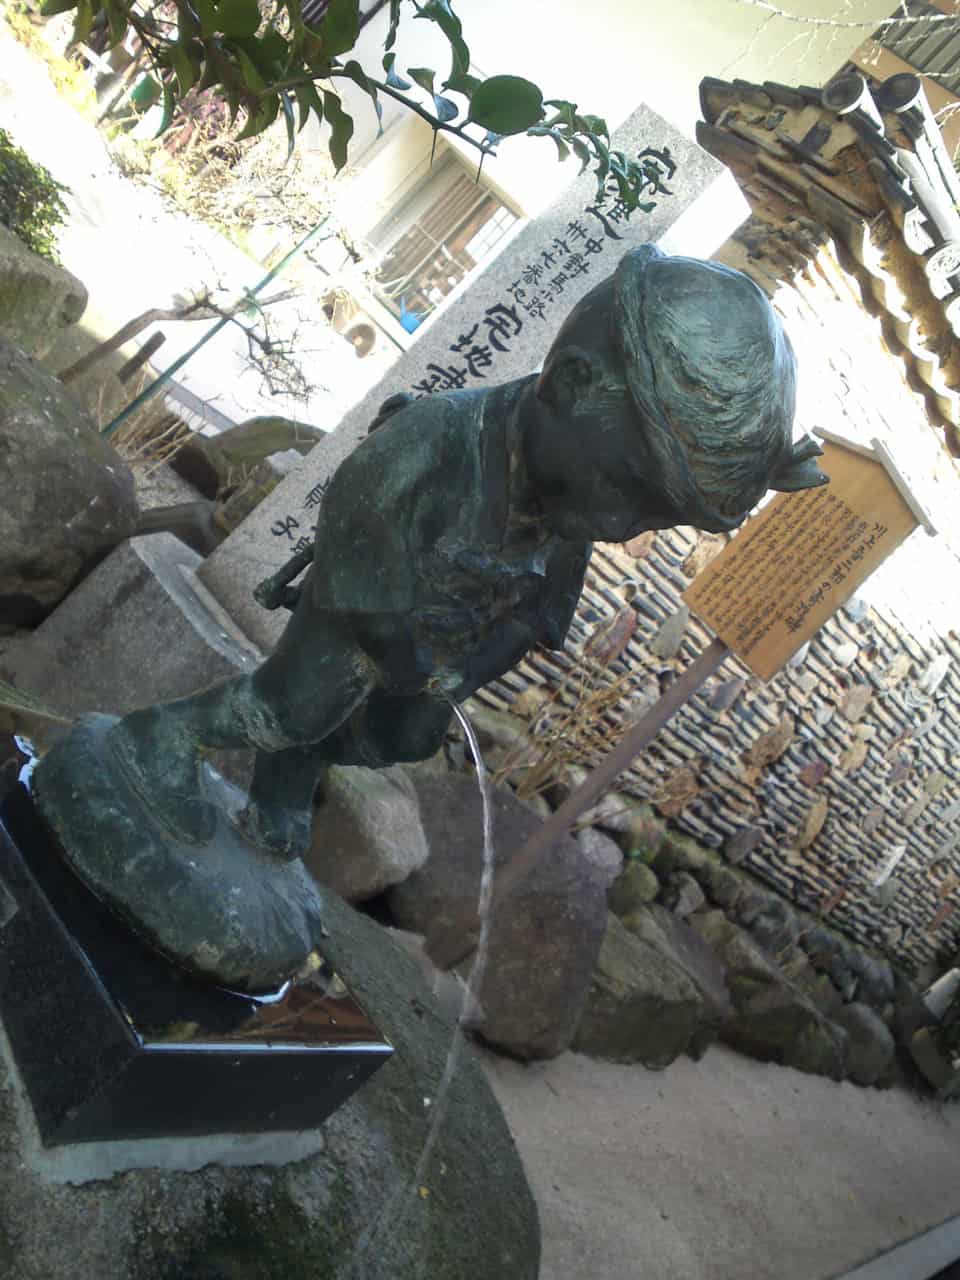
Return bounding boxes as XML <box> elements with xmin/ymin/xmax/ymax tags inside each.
<box><xmin>839</xmin><ymin>739</ymin><xmax>869</xmax><ymax>774</ymax></box>
<box><xmin>844</xmin><ymin>595</ymin><xmax>869</xmax><ymax>622</ymax></box>
<box><xmin>623</xmin><ymin>529</ymin><xmax>656</xmax><ymax>559</ymax></box>
<box><xmin>734</xmin><ymin>886</ymin><xmax>773</xmax><ymax>928</ymax></box>
<box><xmin>0</xmin><ymin>891</ymin><xmax>540</xmax><ymax>1280</ymax></box>
<box><xmin>608</xmin><ymin>860</ymin><xmax>660</xmax><ymax>917</ymax></box>
<box><xmin>0</xmin><ymin>339</ymin><xmax>138</xmax><ymax>629</ymax></box>
<box><xmin>681</xmin><ymin>532</ymin><xmax>726</xmax><ymax>579</ymax></box>
<box><xmin>797</xmin><ymin>795</ymin><xmax>829</xmax><ymax>849</ymax></box>
<box><xmin>828</xmin><ymin>954</ymin><xmax>859</xmax><ymax>1003</ymax></box>
<box><xmin>798</xmin><ymin>759</ymin><xmax>829</xmax><ymax>787</ymax></box>
<box><xmin>388</xmin><ymin>774</ymin><xmax>607</xmax><ymax>1059</ymax></box>
<box><xmin>697</xmin><ymin>860</ymin><xmax>742</xmax><ymax>910</ymax></box>
<box><xmin>862</xmin><ymin>807</ymin><xmax>884</xmax><ymax>836</ymax></box>
<box><xmin>709</xmin><ymin>676</ymin><xmax>746</xmax><ymax>713</ymax></box>
<box><xmin>742</xmin><ymin>714</ymin><xmax>794</xmax><ymax>769</ymax></box>
<box><xmin>573</xmin><ymin>912</ymin><xmax>709</xmax><ymax>1067</ymax></box>
<box><xmin>833</xmin><ymin>640</ymin><xmax>859</xmax><ymax>668</ymax></box>
<box><xmin>652</xmin><ymin>831</ymin><xmax>709</xmax><ymax>879</ymax></box>
<box><xmin>800</xmin><ymin>926</ymin><xmax>843</xmax><ymax>969</ymax></box>
<box><xmin>691</xmin><ymin>913</ymin><xmax>847</xmax><ymax>1080</ymax></box>
<box><xmin>748</xmin><ymin>898</ymin><xmax>799</xmax><ymax>959</ymax></box>
<box><xmin>909</xmin><ymin>1027</ymin><xmax>956</xmax><ymax>1091</ymax></box>
<box><xmin>834</xmin><ymin>1003</ymin><xmax>895</xmax><ymax>1086</ymax></box>
<box><xmin>725</xmin><ymin>825</ymin><xmax>762</xmax><ymax>865</ymax></box>
<box><xmin>661</xmin><ymin>870</ymin><xmax>706</xmax><ymax>918</ymax></box>
<box><xmin>0</xmin><ymin>534</ymin><xmax>260</xmax><ymax>741</ymax></box>
<box><xmin>0</xmin><ymin>225</ymin><xmax>87</xmax><ymax>359</ymax></box>
<box><xmin>651</xmin><ymin>765</ymin><xmax>699</xmax><ymax>818</ymax></box>
<box><xmin>650</xmin><ymin>604</ymin><xmax>689</xmax><ymax>659</ymax></box>
<box><xmin>641</xmin><ymin>903</ymin><xmax>733</xmax><ymax>1044</ymax></box>
<box><xmin>787</xmin><ymin>641</ymin><xmax>810</xmax><ymax>668</ymax></box>
<box><xmin>461</xmin><ymin>701</ymin><xmax>533</xmax><ymax>758</ymax></box>
<box><xmin>579</xmin><ymin>789</ymin><xmax>638</xmax><ymax>833</ymax></box>
<box><xmin>307</xmin><ymin>766</ymin><xmax>429</xmax><ymax>903</ymax></box>
<box><xmin>575</xmin><ymin>827</ymin><xmax>624</xmax><ymax>889</ymax></box>
<box><xmin>618</xmin><ymin>802</ymin><xmax>666</xmax><ymax>860</ymax></box>
<box><xmin>841</xmin><ymin>684</ymin><xmax>872</xmax><ymax>723</ymax></box>
<box><xmin>847</xmin><ymin>952</ymin><xmax>895</xmax><ymax>1011</ymax></box>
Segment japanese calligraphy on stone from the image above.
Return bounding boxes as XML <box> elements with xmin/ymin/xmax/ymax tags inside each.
<box><xmin>411</xmin><ymin>146</ymin><xmax>677</xmax><ymax>397</ymax></box>
<box><xmin>684</xmin><ymin>442</ymin><xmax>918</xmax><ymax>681</ymax></box>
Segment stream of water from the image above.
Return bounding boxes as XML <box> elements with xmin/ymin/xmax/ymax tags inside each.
<box><xmin>344</xmin><ymin>701</ymin><xmax>497</xmax><ymax>1274</ymax></box>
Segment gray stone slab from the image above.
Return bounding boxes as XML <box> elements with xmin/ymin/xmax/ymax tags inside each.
<box><xmin>198</xmin><ymin>103</ymin><xmax>747</xmax><ymax>650</ymax></box>
<box><xmin>0</xmin><ymin>533</ymin><xmax>261</xmax><ymax>731</ymax></box>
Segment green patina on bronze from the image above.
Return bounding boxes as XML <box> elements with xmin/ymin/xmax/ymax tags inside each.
<box><xmin>34</xmin><ymin>245</ymin><xmax>828</xmax><ymax>989</ymax></box>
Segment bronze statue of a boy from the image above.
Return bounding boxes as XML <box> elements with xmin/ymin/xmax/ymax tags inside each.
<box><xmin>34</xmin><ymin>244</ymin><xmax>827</xmax><ymax>988</ymax></box>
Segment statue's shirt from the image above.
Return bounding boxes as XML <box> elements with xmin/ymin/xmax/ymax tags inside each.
<box><xmin>309</xmin><ymin>378</ymin><xmax>591</xmax><ymax>699</ymax></box>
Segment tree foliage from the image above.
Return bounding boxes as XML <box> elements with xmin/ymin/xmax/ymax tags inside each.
<box><xmin>40</xmin><ymin>0</ymin><xmax>659</xmax><ymax>212</ymax></box>
<box><xmin>0</xmin><ymin>127</ymin><xmax>69</xmax><ymax>261</ymax></box>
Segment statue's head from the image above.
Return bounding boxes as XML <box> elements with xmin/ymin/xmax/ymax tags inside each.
<box><xmin>531</xmin><ymin>243</ymin><xmax>827</xmax><ymax>541</ymax></box>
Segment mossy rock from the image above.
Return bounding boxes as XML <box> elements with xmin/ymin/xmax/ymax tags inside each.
<box><xmin>608</xmin><ymin>861</ymin><xmax>660</xmax><ymax>917</ymax></box>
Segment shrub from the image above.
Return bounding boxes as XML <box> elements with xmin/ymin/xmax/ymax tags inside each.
<box><xmin>0</xmin><ymin>128</ymin><xmax>68</xmax><ymax>261</ymax></box>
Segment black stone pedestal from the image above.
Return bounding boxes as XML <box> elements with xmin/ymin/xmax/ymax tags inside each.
<box><xmin>0</xmin><ymin>775</ymin><xmax>392</xmax><ymax>1145</ymax></box>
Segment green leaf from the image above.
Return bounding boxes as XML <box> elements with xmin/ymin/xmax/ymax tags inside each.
<box><xmin>237</xmin><ymin>91</ymin><xmax>279</xmax><ymax>140</ymax></box>
<box><xmin>385</xmin><ymin>0</ymin><xmax>400</xmax><ymax>50</ymax></box>
<box><xmin>323</xmin><ymin>88</ymin><xmax>354</xmax><ymax>171</ymax></box>
<box><xmin>339</xmin><ymin>59</ymin><xmax>382</xmax><ymax>131</ymax></box>
<box><xmin>170</xmin><ymin>44</ymin><xmax>198</xmax><ymax>96</ymax></box>
<box><xmin>407</xmin><ymin>66</ymin><xmax>436</xmax><ymax>97</ymax></box>
<box><xmin>257</xmin><ymin>30</ymin><xmax>289</xmax><ymax>71</ymax></box>
<box><xmin>39</xmin><ymin>0</ymin><xmax>77</xmax><ymax>14</ymax></box>
<box><xmin>468</xmin><ymin>75</ymin><xmax>544</xmax><ymax>136</ymax></box>
<box><xmin>216</xmin><ymin>0</ymin><xmax>260</xmax><ymax>38</ymax></box>
<box><xmin>294</xmin><ymin>81</ymin><xmax>323</xmax><ymax>130</ymax></box>
<box><xmin>103</xmin><ymin>0</ymin><xmax>127</xmax><ymax>45</ymax></box>
<box><xmin>280</xmin><ymin>91</ymin><xmax>296</xmax><ymax>161</ymax></box>
<box><xmin>433</xmin><ymin>94</ymin><xmax>458</xmax><ymax>124</ymax></box>
<box><xmin>528</xmin><ymin>126</ymin><xmax>569</xmax><ymax>162</ymax></box>
<box><xmin>194</xmin><ymin>0</ymin><xmax>218</xmax><ymax>35</ymax></box>
<box><xmin>71</xmin><ymin>0</ymin><xmax>94</xmax><ymax>46</ymax></box>
<box><xmin>175</xmin><ymin>0</ymin><xmax>201</xmax><ymax>41</ymax></box>
<box><xmin>153</xmin><ymin>79</ymin><xmax>177</xmax><ymax>138</ymax></box>
<box><xmin>314</xmin><ymin>0</ymin><xmax>359</xmax><ymax>54</ymax></box>
<box><xmin>571</xmin><ymin>137</ymin><xmax>590</xmax><ymax>174</ymax></box>
<box><xmin>382</xmin><ymin>52</ymin><xmax>411</xmax><ymax>91</ymax></box>
<box><xmin>417</xmin><ymin>0</ymin><xmax>471</xmax><ymax>98</ymax></box>
<box><xmin>234</xmin><ymin>45</ymin><xmax>266</xmax><ymax>91</ymax></box>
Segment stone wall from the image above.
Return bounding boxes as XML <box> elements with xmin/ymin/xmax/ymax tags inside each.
<box><xmin>479</xmin><ymin>525</ymin><xmax>960</xmax><ymax>975</ymax></box>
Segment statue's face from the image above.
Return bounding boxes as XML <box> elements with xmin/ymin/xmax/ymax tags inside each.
<box><xmin>530</xmin><ymin>365</ymin><xmax>716</xmax><ymax>543</ymax></box>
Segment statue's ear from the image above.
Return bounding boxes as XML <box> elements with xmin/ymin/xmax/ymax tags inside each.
<box><xmin>770</xmin><ymin>436</ymin><xmax>830</xmax><ymax>492</ymax></box>
<box><xmin>537</xmin><ymin>347</ymin><xmax>595</xmax><ymax>412</ymax></box>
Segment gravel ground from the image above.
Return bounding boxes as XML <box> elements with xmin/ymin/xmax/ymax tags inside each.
<box><xmin>481</xmin><ymin>1044</ymin><xmax>960</xmax><ymax>1280</ymax></box>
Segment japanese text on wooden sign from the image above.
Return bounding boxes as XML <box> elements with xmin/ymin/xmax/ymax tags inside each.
<box><xmin>683</xmin><ymin>441</ymin><xmax>918</xmax><ymax>681</ymax></box>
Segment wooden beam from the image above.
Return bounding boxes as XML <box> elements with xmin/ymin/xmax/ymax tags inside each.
<box><xmin>850</xmin><ymin>38</ymin><xmax>960</xmax><ymax>159</ymax></box>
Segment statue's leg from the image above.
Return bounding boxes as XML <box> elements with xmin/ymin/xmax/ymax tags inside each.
<box><xmin>242</xmin><ymin>691</ymin><xmax>453</xmax><ymax>860</ymax></box>
<box><xmin>107</xmin><ymin>601</ymin><xmax>375</xmax><ymax>845</ymax></box>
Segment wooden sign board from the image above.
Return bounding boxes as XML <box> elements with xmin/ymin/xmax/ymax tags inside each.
<box><xmin>683</xmin><ymin>440</ymin><xmax>919</xmax><ymax>682</ymax></box>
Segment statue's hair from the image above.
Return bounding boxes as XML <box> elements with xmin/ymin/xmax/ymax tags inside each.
<box><xmin>612</xmin><ymin>244</ymin><xmax>826</xmax><ymax>532</ymax></box>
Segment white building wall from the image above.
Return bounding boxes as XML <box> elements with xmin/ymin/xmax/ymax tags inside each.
<box><xmin>306</xmin><ymin>0</ymin><xmax>896</xmax><ymax>229</ymax></box>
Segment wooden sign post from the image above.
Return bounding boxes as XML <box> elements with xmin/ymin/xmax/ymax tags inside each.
<box><xmin>431</xmin><ymin>434</ymin><xmax>934</xmax><ymax>970</ymax></box>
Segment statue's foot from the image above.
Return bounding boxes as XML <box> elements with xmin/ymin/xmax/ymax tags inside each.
<box><xmin>106</xmin><ymin>710</ymin><xmax>216</xmax><ymax>846</ymax></box>
<box><xmin>238</xmin><ymin>799</ymin><xmax>312</xmax><ymax>863</ymax></box>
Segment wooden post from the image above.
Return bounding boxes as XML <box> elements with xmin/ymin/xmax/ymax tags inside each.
<box><xmin>428</xmin><ymin>637</ymin><xmax>729</xmax><ymax>971</ymax></box>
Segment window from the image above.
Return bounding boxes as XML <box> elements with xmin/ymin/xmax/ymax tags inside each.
<box><xmin>370</xmin><ymin>156</ymin><xmax>519</xmax><ymax>332</ymax></box>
